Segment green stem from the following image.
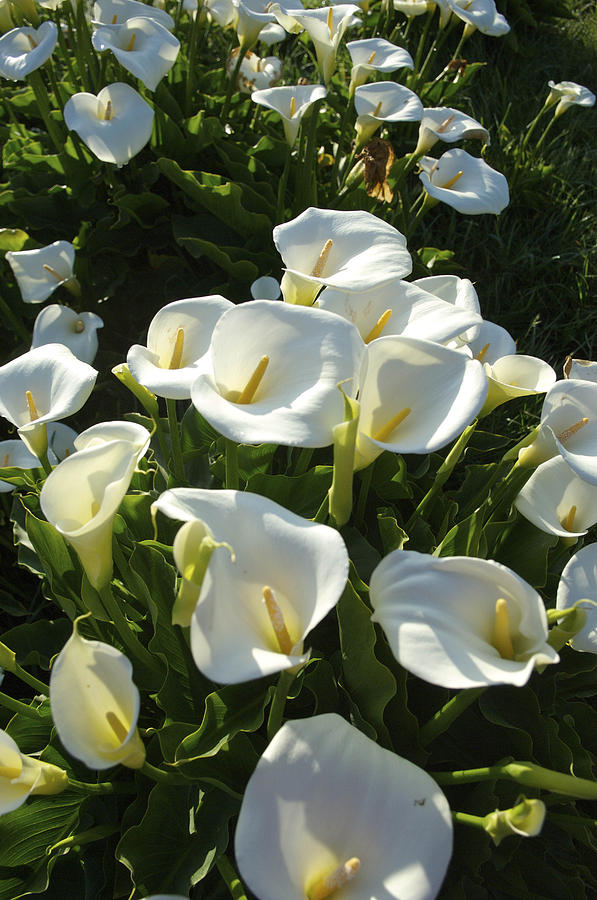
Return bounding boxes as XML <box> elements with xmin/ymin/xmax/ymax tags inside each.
<box><xmin>0</xmin><ymin>691</ymin><xmax>42</xmax><ymax>719</ymax></box>
<box><xmin>140</xmin><ymin>760</ymin><xmax>186</xmax><ymax>784</ymax></box>
<box><xmin>216</xmin><ymin>854</ymin><xmax>249</xmax><ymax>900</ymax></box>
<box><xmin>452</xmin><ymin>810</ymin><xmax>487</xmax><ymax>830</ymax></box>
<box><xmin>37</xmin><ymin>447</ymin><xmax>53</xmax><ymax>476</ymax></box>
<box><xmin>49</xmin><ymin>824</ymin><xmax>120</xmax><ymax>853</ymax></box>
<box><xmin>312</xmin><ymin>493</ymin><xmax>329</xmax><ymax>523</ymax></box>
<box><xmin>98</xmin><ymin>583</ymin><xmax>160</xmax><ymax>678</ymax></box>
<box><xmin>294</xmin><ymin>447</ymin><xmax>314</xmax><ymax>476</ymax></box>
<box><xmin>222</xmin><ymin>41</ymin><xmax>250</xmax><ymax>121</ymax></box>
<box><xmin>11</xmin><ymin>662</ymin><xmax>48</xmax><ymax>696</ymax></box>
<box><xmin>276</xmin><ymin>145</ymin><xmax>292</xmax><ymax>224</ymax></box>
<box><xmin>330</xmin><ymin>99</ymin><xmax>354</xmax><ymax>192</ymax></box>
<box><xmin>174</xmin><ymin>625</ymin><xmax>206</xmax><ymax>719</ymax></box>
<box><xmin>413</xmin><ymin>10</ymin><xmax>433</xmax><ymax>73</ymax></box>
<box><xmin>419</xmin><ymin>687</ymin><xmax>486</xmax><ymax>747</ymax></box>
<box><xmin>433</xmin><ymin>761</ymin><xmax>597</xmax><ymax>800</ymax></box>
<box><xmin>354</xmin><ymin>463</ymin><xmax>374</xmax><ymax>528</ymax></box>
<box><xmin>225</xmin><ymin>438</ymin><xmax>239</xmax><ymax>490</ymax></box>
<box><xmin>185</xmin><ymin>5</ymin><xmax>202</xmax><ymax>116</ymax></box>
<box><xmin>267</xmin><ymin>669</ymin><xmax>295</xmax><ymax>741</ymax></box>
<box><xmin>27</xmin><ymin>69</ymin><xmax>65</xmax><ymax>156</ymax></box>
<box><xmin>406</xmin><ymin>422</ymin><xmax>477</xmax><ymax>531</ymax></box>
<box><xmin>302</xmin><ymin>98</ymin><xmax>324</xmax><ymax>208</ymax></box>
<box><xmin>535</xmin><ymin>113</ymin><xmax>558</xmax><ymax>152</ymax></box>
<box><xmin>0</xmin><ymin>292</ymin><xmax>30</xmax><ymax>343</ymax></box>
<box><xmin>481</xmin><ymin>460</ymin><xmax>533</xmax><ymax>527</ymax></box>
<box><xmin>521</xmin><ymin>102</ymin><xmax>551</xmax><ymax>150</ymax></box>
<box><xmin>68</xmin><ymin>778</ymin><xmax>136</xmax><ymax>795</ymax></box>
<box><xmin>166</xmin><ymin>397</ymin><xmax>185</xmax><ymax>483</ymax></box>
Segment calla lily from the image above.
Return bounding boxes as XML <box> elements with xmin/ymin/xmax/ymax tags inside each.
<box><xmin>446</xmin><ymin>0</ymin><xmax>509</xmax><ymax>37</ymax></box>
<box><xmin>0</xmin><ymin>439</ymin><xmax>41</xmax><ymax>491</ymax></box>
<box><xmin>514</xmin><ymin>456</ymin><xmax>597</xmax><ymax>539</ymax></box>
<box><xmin>6</xmin><ymin>240</ymin><xmax>78</xmax><ymax>304</ymax></box>
<box><xmin>127</xmin><ymin>294</ymin><xmax>233</xmax><ymax>400</ymax></box>
<box><xmin>346</xmin><ymin>38</ymin><xmax>413</xmax><ymax>93</ymax></box>
<box><xmin>415</xmin><ymin>106</ymin><xmax>490</xmax><ymax>155</ymax></box>
<box><xmin>412</xmin><ymin>274</ymin><xmax>481</xmax><ymax>345</ymax></box>
<box><xmin>232</xmin><ymin>0</ymin><xmax>275</xmax><ymax>46</ymax></box>
<box><xmin>257</xmin><ymin>22</ymin><xmax>286</xmax><ymax>44</ymax></box>
<box><xmin>354</xmin><ymin>335</ymin><xmax>487</xmax><ymax>470</ymax></box>
<box><xmin>235</xmin><ymin>713</ymin><xmax>453</xmax><ymax>900</ymax></box>
<box><xmin>46</xmin><ymin>422</ymin><xmax>78</xmax><ymax>461</ymax></box>
<box><xmin>204</xmin><ymin>0</ymin><xmax>236</xmax><ymax>27</ymax></box>
<box><xmin>93</xmin><ymin>0</ymin><xmax>174</xmax><ymax>29</ymax></box>
<box><xmin>171</xmin><ymin>518</ymin><xmax>235</xmax><ymax>627</ymax></box>
<box><xmin>418</xmin><ymin>148</ymin><xmax>509</xmax><ymax>214</ymax></box>
<box><xmin>546</xmin><ymin>80</ymin><xmax>595</xmax><ymax>117</ymax></box>
<box><xmin>31</xmin><ymin>304</ymin><xmax>103</xmax><ymax>363</ymax></box>
<box><xmin>226</xmin><ymin>48</ymin><xmax>282</xmax><ymax>93</ymax></box>
<box><xmin>73</xmin><ymin>419</ymin><xmax>151</xmax><ymax>456</ymax></box>
<box><xmin>274</xmin><ymin>207</ymin><xmax>412</xmax><ymax>306</ymax></box>
<box><xmin>0</xmin><ymin>21</ymin><xmax>57</xmax><ymax>80</ymax></box>
<box><xmin>317</xmin><ymin>279</ymin><xmax>483</xmax><ymax>346</ymax></box>
<box><xmin>557</xmin><ymin>544</ymin><xmax>597</xmax><ymax>654</ymax></box>
<box><xmin>484</xmin><ymin>798</ymin><xmax>546</xmax><ymax>846</ymax></box>
<box><xmin>564</xmin><ymin>357</ymin><xmax>597</xmax><ymax>382</ymax></box>
<box><xmin>40</xmin><ymin>435</ymin><xmax>147</xmax><ymax>589</ymax></box>
<box><xmin>517</xmin><ymin>379</ymin><xmax>597</xmax><ymax>482</ymax></box>
<box><xmin>0</xmin><ymin>344</ymin><xmax>97</xmax><ymax>459</ymax></box>
<box><xmin>354</xmin><ymin>81</ymin><xmax>423</xmax><ymax>146</ymax></box>
<box><xmin>152</xmin><ymin>489</ymin><xmax>349</xmax><ymax>683</ymax></box>
<box><xmin>479</xmin><ymin>353</ymin><xmax>556</xmax><ymax>417</ymax></box>
<box><xmin>190</xmin><ymin>300</ymin><xmax>363</xmax><ymax>447</ymax></box>
<box><xmin>465</xmin><ymin>319</ymin><xmax>516</xmax><ymax>364</ymax></box>
<box><xmin>394</xmin><ymin>0</ymin><xmax>433</xmax><ymax>16</ymax></box>
<box><xmin>272</xmin><ymin>4</ymin><xmax>360</xmax><ymax>84</ymax></box>
<box><xmin>50</xmin><ymin>620</ymin><xmax>145</xmax><ymax>770</ymax></box>
<box><xmin>251</xmin><ymin>84</ymin><xmax>326</xmax><ymax>146</ymax></box>
<box><xmin>370</xmin><ymin>551</ymin><xmax>559</xmax><ymax>688</ymax></box>
<box><xmin>92</xmin><ymin>16</ymin><xmax>179</xmax><ymax>91</ymax></box>
<box><xmin>64</xmin><ymin>82</ymin><xmax>154</xmax><ymax>167</ymax></box>
<box><xmin>0</xmin><ymin>730</ymin><xmax>68</xmax><ymax>814</ymax></box>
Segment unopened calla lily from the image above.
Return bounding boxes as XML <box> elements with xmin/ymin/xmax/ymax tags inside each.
<box><xmin>0</xmin><ymin>730</ymin><xmax>68</xmax><ymax>814</ymax></box>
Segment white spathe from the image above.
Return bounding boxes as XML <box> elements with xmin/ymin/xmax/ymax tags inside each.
<box><xmin>370</xmin><ymin>551</ymin><xmax>559</xmax><ymax>688</ymax></box>
<box><xmin>355</xmin><ymin>335</ymin><xmax>487</xmax><ymax>469</ymax></box>
<box><xmin>92</xmin><ymin>17</ymin><xmax>179</xmax><ymax>91</ymax></box>
<box><xmin>50</xmin><ymin>621</ymin><xmax>145</xmax><ymax>770</ymax></box>
<box><xmin>0</xmin><ymin>344</ymin><xmax>97</xmax><ymax>458</ymax></box>
<box><xmin>346</xmin><ymin>37</ymin><xmax>413</xmax><ymax>92</ymax></box>
<box><xmin>418</xmin><ymin>149</ymin><xmax>509</xmax><ymax>214</ymax></box>
<box><xmin>413</xmin><ymin>274</ymin><xmax>480</xmax><ymax>344</ymax></box>
<box><xmin>447</xmin><ymin>0</ymin><xmax>509</xmax><ymax>36</ymax></box>
<box><xmin>235</xmin><ymin>713</ymin><xmax>453</xmax><ymax>900</ymax></box>
<box><xmin>514</xmin><ymin>456</ymin><xmax>597</xmax><ymax>539</ymax></box>
<box><xmin>32</xmin><ymin>305</ymin><xmax>103</xmax><ymax>364</ymax></box>
<box><xmin>557</xmin><ymin>544</ymin><xmax>597</xmax><ymax>654</ymax></box>
<box><xmin>0</xmin><ymin>730</ymin><xmax>68</xmax><ymax>814</ymax></box>
<box><xmin>127</xmin><ymin>294</ymin><xmax>233</xmax><ymax>400</ymax></box>
<box><xmin>226</xmin><ymin>49</ymin><xmax>282</xmax><ymax>94</ymax></box>
<box><xmin>271</xmin><ymin>3</ymin><xmax>360</xmax><ymax>84</ymax></box>
<box><xmin>152</xmin><ymin>489</ymin><xmax>349</xmax><ymax>683</ymax></box>
<box><xmin>416</xmin><ymin>106</ymin><xmax>490</xmax><ymax>154</ymax></box>
<box><xmin>251</xmin><ymin>83</ymin><xmax>326</xmax><ymax>146</ymax></box>
<box><xmin>233</xmin><ymin>0</ymin><xmax>275</xmax><ymax>46</ymax></box>
<box><xmin>274</xmin><ymin>207</ymin><xmax>412</xmax><ymax>305</ymax></box>
<box><xmin>40</xmin><ymin>435</ymin><xmax>145</xmax><ymax>589</ymax></box>
<box><xmin>0</xmin><ymin>21</ymin><xmax>57</xmax><ymax>80</ymax></box>
<box><xmin>354</xmin><ymin>80</ymin><xmax>423</xmax><ymax>145</ymax></box>
<box><xmin>73</xmin><ymin>419</ymin><xmax>151</xmax><ymax>457</ymax></box>
<box><xmin>190</xmin><ymin>299</ymin><xmax>364</xmax><ymax>447</ymax></box>
<box><xmin>6</xmin><ymin>240</ymin><xmax>75</xmax><ymax>304</ymax></box>
<box><xmin>547</xmin><ymin>80</ymin><xmax>595</xmax><ymax>117</ymax></box>
<box><xmin>479</xmin><ymin>354</ymin><xmax>556</xmax><ymax>416</ymax></box>
<box><xmin>465</xmin><ymin>319</ymin><xmax>516</xmax><ymax>364</ymax></box>
<box><xmin>64</xmin><ymin>82</ymin><xmax>154</xmax><ymax>167</ymax></box>
<box><xmin>93</xmin><ymin>0</ymin><xmax>174</xmax><ymax>29</ymax></box>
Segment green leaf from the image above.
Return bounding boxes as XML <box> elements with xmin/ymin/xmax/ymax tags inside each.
<box><xmin>434</xmin><ymin>509</ymin><xmax>485</xmax><ymax>558</ymax></box>
<box><xmin>490</xmin><ymin>516</ymin><xmax>558</xmax><ymax>588</ymax></box>
<box><xmin>376</xmin><ymin>507</ymin><xmax>408</xmax><ymax>554</ymax></box>
<box><xmin>0</xmin><ymin>228</ymin><xmax>32</xmax><ymax>252</ymax></box>
<box><xmin>246</xmin><ymin>467</ymin><xmax>333</xmax><ymax>519</ymax></box>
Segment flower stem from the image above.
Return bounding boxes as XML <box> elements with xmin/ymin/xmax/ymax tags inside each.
<box><xmin>98</xmin><ymin>583</ymin><xmax>161</xmax><ymax>679</ymax></box>
<box><xmin>166</xmin><ymin>397</ymin><xmax>185</xmax><ymax>483</ymax></box>
<box><xmin>222</xmin><ymin>41</ymin><xmax>250</xmax><ymax>121</ymax></box>
<box><xmin>185</xmin><ymin>5</ymin><xmax>202</xmax><ymax>116</ymax></box>
<box><xmin>68</xmin><ymin>778</ymin><xmax>136</xmax><ymax>795</ymax></box>
<box><xmin>433</xmin><ymin>761</ymin><xmax>597</xmax><ymax>800</ymax></box>
<box><xmin>452</xmin><ymin>810</ymin><xmax>487</xmax><ymax>831</ymax></box>
<box><xmin>419</xmin><ymin>687</ymin><xmax>486</xmax><ymax>747</ymax></box>
<box><xmin>534</xmin><ymin>114</ymin><xmax>557</xmax><ymax>152</ymax></box>
<box><xmin>140</xmin><ymin>760</ymin><xmax>185</xmax><ymax>784</ymax></box>
<box><xmin>0</xmin><ymin>291</ymin><xmax>30</xmax><ymax>343</ymax></box>
<box><xmin>302</xmin><ymin>98</ymin><xmax>324</xmax><ymax>208</ymax></box>
<box><xmin>267</xmin><ymin>669</ymin><xmax>295</xmax><ymax>741</ymax></box>
<box><xmin>49</xmin><ymin>824</ymin><xmax>120</xmax><ymax>852</ymax></box>
<box><xmin>216</xmin><ymin>854</ymin><xmax>249</xmax><ymax>900</ymax></box>
<box><xmin>276</xmin><ymin>146</ymin><xmax>292</xmax><ymax>224</ymax></box>
<box><xmin>0</xmin><ymin>691</ymin><xmax>42</xmax><ymax>719</ymax></box>
<box><xmin>11</xmin><ymin>661</ymin><xmax>48</xmax><ymax>696</ymax></box>
<box><xmin>27</xmin><ymin>69</ymin><xmax>65</xmax><ymax>156</ymax></box>
<box><xmin>355</xmin><ymin>463</ymin><xmax>374</xmax><ymax>528</ymax></box>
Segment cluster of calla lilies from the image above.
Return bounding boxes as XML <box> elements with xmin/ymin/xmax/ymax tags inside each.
<box><xmin>1</xmin><ymin>0</ymin><xmax>597</xmax><ymax>895</ymax></box>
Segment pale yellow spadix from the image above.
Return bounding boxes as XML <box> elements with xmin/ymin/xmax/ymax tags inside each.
<box><xmin>311</xmin><ymin>239</ymin><xmax>333</xmax><ymax>277</ymax></box>
<box><xmin>475</xmin><ymin>342</ymin><xmax>490</xmax><ymax>363</ymax></box>
<box><xmin>289</xmin><ymin>95</ymin><xmax>296</xmax><ymax>116</ymax></box>
<box><xmin>106</xmin><ymin>710</ymin><xmax>129</xmax><ymax>742</ymax></box>
<box><xmin>168</xmin><ymin>327</ymin><xmax>185</xmax><ymax>370</ymax></box>
<box><xmin>26</xmin><ymin>33</ymin><xmax>38</xmax><ymax>49</ymax></box>
<box><xmin>111</xmin><ymin>13</ymin><xmax>117</xmax><ymax>22</ymax></box>
<box><xmin>125</xmin><ymin>32</ymin><xmax>136</xmax><ymax>51</ymax></box>
<box><xmin>42</xmin><ymin>263</ymin><xmax>65</xmax><ymax>282</ymax></box>
<box><xmin>557</xmin><ymin>417</ymin><xmax>589</xmax><ymax>443</ymax></box>
<box><xmin>262</xmin><ymin>586</ymin><xmax>294</xmax><ymax>654</ymax></box>
<box><xmin>440</xmin><ymin>170</ymin><xmax>464</xmax><ymax>190</ymax></box>
<box><xmin>104</xmin><ymin>100</ymin><xmax>113</xmax><ymax>120</ymax></box>
<box><xmin>372</xmin><ymin>407</ymin><xmax>411</xmax><ymax>443</ymax></box>
<box><xmin>307</xmin><ymin>858</ymin><xmax>361</xmax><ymax>900</ymax></box>
<box><xmin>562</xmin><ymin>505</ymin><xmax>577</xmax><ymax>532</ymax></box>
<box><xmin>25</xmin><ymin>390</ymin><xmax>39</xmax><ymax>421</ymax></box>
<box><xmin>367</xmin><ymin>49</ymin><xmax>376</xmax><ymax>64</ymax></box>
<box><xmin>373</xmin><ymin>99</ymin><xmax>383</xmax><ymax>117</ymax></box>
<box><xmin>2</xmin><ymin>453</ymin><xmax>9</xmax><ymax>467</ymax></box>
<box><xmin>436</xmin><ymin>113</ymin><xmax>455</xmax><ymax>133</ymax></box>
<box><xmin>327</xmin><ymin>6</ymin><xmax>333</xmax><ymax>36</ymax></box>
<box><xmin>493</xmin><ymin>598</ymin><xmax>514</xmax><ymax>660</ymax></box>
<box><xmin>364</xmin><ymin>308</ymin><xmax>392</xmax><ymax>344</ymax></box>
<box><xmin>236</xmin><ymin>355</ymin><xmax>270</xmax><ymax>404</ymax></box>
<box><xmin>90</xmin><ymin>499</ymin><xmax>100</xmax><ymax>517</ymax></box>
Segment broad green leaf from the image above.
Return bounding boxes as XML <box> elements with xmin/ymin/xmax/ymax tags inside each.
<box><xmin>376</xmin><ymin>507</ymin><xmax>408</xmax><ymax>554</ymax></box>
<box><xmin>246</xmin><ymin>467</ymin><xmax>332</xmax><ymax>519</ymax></box>
<box><xmin>0</xmin><ymin>619</ymin><xmax>70</xmax><ymax>671</ymax></box>
<box><xmin>434</xmin><ymin>509</ymin><xmax>485</xmax><ymax>558</ymax></box>
<box><xmin>0</xmin><ymin>228</ymin><xmax>31</xmax><ymax>251</ymax></box>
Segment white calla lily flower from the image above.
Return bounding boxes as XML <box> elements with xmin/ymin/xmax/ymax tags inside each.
<box><xmin>152</xmin><ymin>489</ymin><xmax>349</xmax><ymax>683</ymax></box>
<box><xmin>0</xmin><ymin>439</ymin><xmax>41</xmax><ymax>492</ymax></box>
<box><xmin>557</xmin><ymin>544</ymin><xmax>597</xmax><ymax>653</ymax></box>
<box><xmin>204</xmin><ymin>0</ymin><xmax>236</xmax><ymax>26</ymax></box>
<box><xmin>565</xmin><ymin>358</ymin><xmax>597</xmax><ymax>383</ymax></box>
<box><xmin>251</xmin><ymin>84</ymin><xmax>326</xmax><ymax>146</ymax></box>
<box><xmin>418</xmin><ymin>148</ymin><xmax>509</xmax><ymax>214</ymax></box>
<box><xmin>40</xmin><ymin>434</ymin><xmax>147</xmax><ymax>589</ymax></box>
<box><xmin>93</xmin><ymin>0</ymin><xmax>174</xmax><ymax>29</ymax></box>
<box><xmin>317</xmin><ymin>279</ymin><xmax>483</xmax><ymax>346</ymax></box>
<box><xmin>190</xmin><ymin>300</ymin><xmax>363</xmax><ymax>447</ymax></box>
<box><xmin>370</xmin><ymin>551</ymin><xmax>559</xmax><ymax>688</ymax></box>
<box><xmin>514</xmin><ymin>456</ymin><xmax>597</xmax><ymax>539</ymax></box>
<box><xmin>227</xmin><ymin>48</ymin><xmax>282</xmax><ymax>94</ymax></box>
<box><xmin>479</xmin><ymin>354</ymin><xmax>556</xmax><ymax>416</ymax></box>
<box><xmin>50</xmin><ymin>620</ymin><xmax>145</xmax><ymax>770</ymax></box>
<box><xmin>6</xmin><ymin>240</ymin><xmax>77</xmax><ymax>304</ymax></box>
<box><xmin>0</xmin><ymin>21</ymin><xmax>57</xmax><ymax>80</ymax></box>
<box><xmin>354</xmin><ymin>81</ymin><xmax>423</xmax><ymax>146</ymax></box>
<box><xmin>92</xmin><ymin>17</ymin><xmax>179</xmax><ymax>91</ymax></box>
<box><xmin>272</xmin><ymin>3</ymin><xmax>360</xmax><ymax>84</ymax></box>
<box><xmin>412</xmin><ymin>274</ymin><xmax>480</xmax><ymax>344</ymax></box>
<box><xmin>73</xmin><ymin>419</ymin><xmax>151</xmax><ymax>456</ymax></box>
<box><xmin>546</xmin><ymin>80</ymin><xmax>596</xmax><ymax>117</ymax></box>
<box><xmin>235</xmin><ymin>713</ymin><xmax>453</xmax><ymax>900</ymax></box>
<box><xmin>46</xmin><ymin>422</ymin><xmax>78</xmax><ymax>461</ymax></box>
<box><xmin>0</xmin><ymin>344</ymin><xmax>97</xmax><ymax>459</ymax></box>
<box><xmin>0</xmin><ymin>730</ymin><xmax>68</xmax><ymax>814</ymax></box>
<box><xmin>32</xmin><ymin>305</ymin><xmax>103</xmax><ymax>364</ymax></box>
<box><xmin>447</xmin><ymin>0</ymin><xmax>509</xmax><ymax>36</ymax></box>
<box><xmin>415</xmin><ymin>106</ymin><xmax>490</xmax><ymax>154</ymax></box>
<box><xmin>232</xmin><ymin>0</ymin><xmax>275</xmax><ymax>46</ymax></box>
<box><xmin>274</xmin><ymin>207</ymin><xmax>412</xmax><ymax>306</ymax></box>
<box><xmin>64</xmin><ymin>82</ymin><xmax>154</xmax><ymax>167</ymax></box>
<box><xmin>465</xmin><ymin>319</ymin><xmax>516</xmax><ymax>364</ymax></box>
<box><xmin>257</xmin><ymin>21</ymin><xmax>286</xmax><ymax>44</ymax></box>
<box><xmin>127</xmin><ymin>294</ymin><xmax>233</xmax><ymax>400</ymax></box>
<box><xmin>346</xmin><ymin>38</ymin><xmax>413</xmax><ymax>93</ymax></box>
<box><xmin>355</xmin><ymin>335</ymin><xmax>487</xmax><ymax>470</ymax></box>
<box><xmin>394</xmin><ymin>0</ymin><xmax>433</xmax><ymax>16</ymax></box>
<box><xmin>485</xmin><ymin>798</ymin><xmax>546</xmax><ymax>846</ymax></box>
